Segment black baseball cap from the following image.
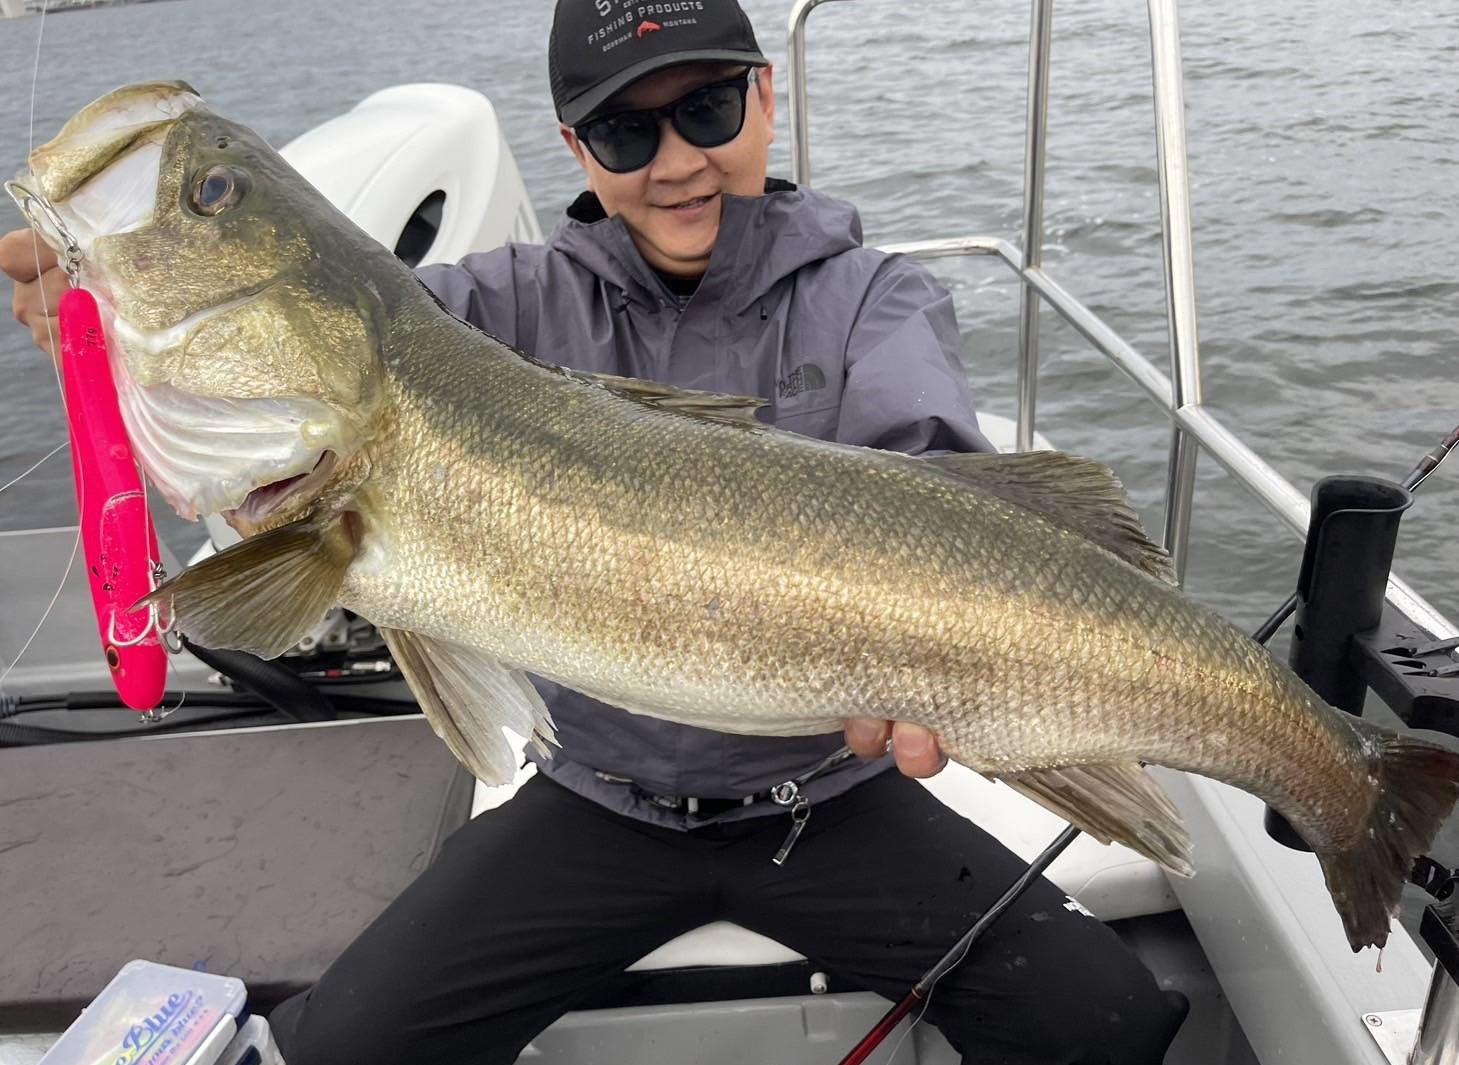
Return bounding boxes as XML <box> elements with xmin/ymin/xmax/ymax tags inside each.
<box><xmin>549</xmin><ymin>0</ymin><xmax>769</xmax><ymax>128</ymax></box>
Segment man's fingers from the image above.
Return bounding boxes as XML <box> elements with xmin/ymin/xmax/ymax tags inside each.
<box><xmin>14</xmin><ymin>270</ymin><xmax>68</xmax><ymax>322</ymax></box>
<box><xmin>0</xmin><ymin>227</ymin><xmax>58</xmax><ymax>283</ymax></box>
<box><xmin>31</xmin><ymin>314</ymin><xmax>60</xmax><ymax>365</ymax></box>
<box><xmin>844</xmin><ymin>718</ymin><xmax>948</xmax><ymax>778</ymax></box>
<box><xmin>890</xmin><ymin>721</ymin><xmax>947</xmax><ymax>779</ymax></box>
<box><xmin>844</xmin><ymin>716</ymin><xmax>891</xmax><ymax>758</ymax></box>
<box><xmin>6</xmin><ymin>242</ymin><xmax>66</xmax><ymax>364</ymax></box>
<box><xmin>18</xmin><ymin>273</ymin><xmax>63</xmax><ymax>366</ymax></box>
<box><xmin>40</xmin><ymin>267</ymin><xmax>69</xmax><ymax>311</ymax></box>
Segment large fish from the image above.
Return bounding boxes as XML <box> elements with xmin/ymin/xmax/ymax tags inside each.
<box><xmin>12</xmin><ymin>82</ymin><xmax>1458</xmax><ymax>953</ymax></box>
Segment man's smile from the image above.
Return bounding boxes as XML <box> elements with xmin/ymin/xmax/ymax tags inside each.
<box><xmin>660</xmin><ymin>193</ymin><xmax>718</xmax><ymax>213</ymax></box>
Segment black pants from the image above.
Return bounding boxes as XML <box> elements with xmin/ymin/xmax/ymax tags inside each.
<box><xmin>270</xmin><ymin>771</ymin><xmax>1185</xmax><ymax>1064</ymax></box>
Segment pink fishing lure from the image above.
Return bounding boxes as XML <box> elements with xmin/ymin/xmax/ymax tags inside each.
<box><xmin>58</xmin><ymin>286</ymin><xmax>167</xmax><ymax>710</ymax></box>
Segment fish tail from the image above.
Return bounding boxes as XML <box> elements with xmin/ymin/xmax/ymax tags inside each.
<box><xmin>1318</xmin><ymin>721</ymin><xmax>1459</xmax><ymax>952</ymax></box>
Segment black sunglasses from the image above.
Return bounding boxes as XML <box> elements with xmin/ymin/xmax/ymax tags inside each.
<box><xmin>575</xmin><ymin>71</ymin><xmax>754</xmax><ymax>174</ymax></box>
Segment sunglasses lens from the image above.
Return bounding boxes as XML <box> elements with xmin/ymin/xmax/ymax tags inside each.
<box><xmin>580</xmin><ymin>75</ymin><xmax>750</xmax><ymax>174</ymax></box>
<box><xmin>583</xmin><ymin>112</ymin><xmax>660</xmax><ymax>174</ymax></box>
<box><xmin>673</xmin><ymin>82</ymin><xmax>747</xmax><ymax>149</ymax></box>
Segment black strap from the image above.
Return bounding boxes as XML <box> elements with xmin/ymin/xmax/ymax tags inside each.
<box><xmin>606</xmin><ymin>744</ymin><xmax>862</xmax><ymax>821</ymax></box>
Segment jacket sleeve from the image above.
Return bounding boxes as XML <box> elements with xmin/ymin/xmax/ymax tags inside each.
<box><xmin>415</xmin><ymin>246</ymin><xmax>525</xmax><ymax>347</ymax></box>
<box><xmin>837</xmin><ymin>255</ymin><xmax>994</xmax><ymax>457</ymax></box>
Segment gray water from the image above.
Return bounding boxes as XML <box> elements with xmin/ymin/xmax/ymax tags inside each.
<box><xmin>0</xmin><ymin>0</ymin><xmax>1454</xmax><ymax>631</ymax></box>
<box><xmin>0</xmin><ymin>0</ymin><xmax>1454</xmax><ymax>954</ymax></box>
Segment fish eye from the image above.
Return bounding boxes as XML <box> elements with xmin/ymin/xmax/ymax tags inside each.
<box><xmin>188</xmin><ymin>164</ymin><xmax>249</xmax><ymax>216</ymax></box>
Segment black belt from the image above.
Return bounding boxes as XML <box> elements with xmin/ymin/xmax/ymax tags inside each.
<box><xmin>652</xmin><ymin>792</ymin><xmax>762</xmax><ymax>818</ymax></box>
<box><xmin>595</xmin><ymin>745</ymin><xmax>860</xmax><ymax>865</ymax></box>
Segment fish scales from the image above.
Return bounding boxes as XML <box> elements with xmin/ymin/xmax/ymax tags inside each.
<box><xmin>13</xmin><ymin>82</ymin><xmax>1458</xmax><ymax>953</ymax></box>
<box><xmin>357</xmin><ymin>304</ymin><xmax>1364</xmax><ymax>825</ymax></box>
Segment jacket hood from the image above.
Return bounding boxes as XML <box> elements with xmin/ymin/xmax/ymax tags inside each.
<box><xmin>547</xmin><ymin>178</ymin><xmax>863</xmax><ymax>313</ymax></box>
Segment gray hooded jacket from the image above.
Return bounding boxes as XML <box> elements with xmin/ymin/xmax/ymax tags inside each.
<box><xmin>418</xmin><ymin>181</ymin><xmax>992</xmax><ymax>829</ymax></box>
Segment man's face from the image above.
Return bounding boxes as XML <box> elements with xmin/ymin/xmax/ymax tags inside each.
<box><xmin>561</xmin><ymin>62</ymin><xmax>776</xmax><ymax>278</ymax></box>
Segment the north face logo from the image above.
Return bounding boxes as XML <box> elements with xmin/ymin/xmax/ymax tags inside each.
<box><xmin>637</xmin><ymin>20</ymin><xmax>662</xmax><ymax>37</ymax></box>
<box><xmin>777</xmin><ymin>363</ymin><xmax>826</xmax><ymax>399</ymax></box>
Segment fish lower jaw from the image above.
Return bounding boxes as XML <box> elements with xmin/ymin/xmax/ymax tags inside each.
<box><xmin>222</xmin><ymin>449</ymin><xmax>340</xmax><ymax>534</ymax></box>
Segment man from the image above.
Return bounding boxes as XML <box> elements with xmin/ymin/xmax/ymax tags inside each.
<box><xmin>1</xmin><ymin>2</ymin><xmax>1186</xmax><ymax>1061</ymax></box>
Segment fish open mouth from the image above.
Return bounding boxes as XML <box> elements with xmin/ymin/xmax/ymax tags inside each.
<box><xmin>225</xmin><ymin>450</ymin><xmax>338</xmax><ymax>527</ymax></box>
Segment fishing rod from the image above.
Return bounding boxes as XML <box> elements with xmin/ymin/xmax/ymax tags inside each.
<box><xmin>836</xmin><ymin>824</ymin><xmax>1081</xmax><ymax>1065</ymax></box>
<box><xmin>835</xmin><ymin>424</ymin><xmax>1459</xmax><ymax>1065</ymax></box>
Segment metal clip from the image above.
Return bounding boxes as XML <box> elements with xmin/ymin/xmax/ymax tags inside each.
<box><xmin>139</xmin><ymin>704</ymin><xmax>176</xmax><ymax>725</ymax></box>
<box><xmin>771</xmin><ymin>779</ymin><xmax>812</xmax><ymax>865</ymax></box>
<box><xmin>4</xmin><ymin>179</ymin><xmax>84</xmax><ymax>287</ymax></box>
<box><xmin>766</xmin><ymin>745</ymin><xmax>863</xmax><ymax>866</ymax></box>
<box><xmin>773</xmin><ymin>797</ymin><xmax>811</xmax><ymax>866</ymax></box>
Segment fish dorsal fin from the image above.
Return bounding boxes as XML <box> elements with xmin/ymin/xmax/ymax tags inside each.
<box><xmin>576</xmin><ymin>370</ymin><xmax>768</xmax><ymax>428</ymax></box>
<box><xmin>996</xmin><ymin>761</ymin><xmax>1194</xmax><ymax>877</ymax></box>
<box><xmin>379</xmin><ymin>627</ymin><xmax>558</xmax><ymax>785</ymax></box>
<box><xmin>926</xmin><ymin>450</ymin><xmax>1176</xmax><ymax>584</ymax></box>
<box><xmin>141</xmin><ymin>511</ymin><xmax>358</xmax><ymax>658</ymax></box>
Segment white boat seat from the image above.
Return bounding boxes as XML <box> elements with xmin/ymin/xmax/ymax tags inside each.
<box><xmin>472</xmin><ymin>740</ymin><xmax>1178</xmax><ymax>973</ymax></box>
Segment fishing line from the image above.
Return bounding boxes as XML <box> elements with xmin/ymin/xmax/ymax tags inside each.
<box><xmin>0</xmin><ymin>441</ymin><xmax>66</xmax><ymax>496</ymax></box>
<box><xmin>0</xmin><ymin>526</ymin><xmax>81</xmax><ymax>697</ymax></box>
<box><xmin>25</xmin><ymin>0</ymin><xmax>58</xmax><ymax>368</ymax></box>
<box><xmin>0</xmin><ymin>0</ymin><xmax>89</xmax><ymax>700</ymax></box>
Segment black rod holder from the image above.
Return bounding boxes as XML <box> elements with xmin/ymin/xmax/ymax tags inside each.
<box><xmin>1265</xmin><ymin>476</ymin><xmax>1413</xmax><ymax>850</ymax></box>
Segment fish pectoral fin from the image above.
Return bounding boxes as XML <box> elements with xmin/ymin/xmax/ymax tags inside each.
<box><xmin>379</xmin><ymin>627</ymin><xmax>558</xmax><ymax>785</ymax></box>
<box><xmin>577</xmin><ymin>370</ymin><xmax>768</xmax><ymax>428</ymax></box>
<box><xmin>141</xmin><ymin>511</ymin><xmax>358</xmax><ymax>658</ymax></box>
<box><xmin>925</xmin><ymin>451</ymin><xmax>1177</xmax><ymax>585</ymax></box>
<box><xmin>995</xmin><ymin>761</ymin><xmax>1194</xmax><ymax>877</ymax></box>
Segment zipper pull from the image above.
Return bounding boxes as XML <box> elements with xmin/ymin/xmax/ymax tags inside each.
<box><xmin>773</xmin><ymin>795</ymin><xmax>812</xmax><ymax>865</ymax></box>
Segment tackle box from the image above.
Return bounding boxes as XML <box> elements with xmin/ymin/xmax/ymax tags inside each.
<box><xmin>36</xmin><ymin>960</ymin><xmax>277</xmax><ymax>1065</ymax></box>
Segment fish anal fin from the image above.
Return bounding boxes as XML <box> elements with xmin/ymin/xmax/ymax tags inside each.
<box><xmin>926</xmin><ymin>450</ymin><xmax>1176</xmax><ymax>585</ymax></box>
<box><xmin>577</xmin><ymin>370</ymin><xmax>767</xmax><ymax>428</ymax></box>
<box><xmin>141</xmin><ymin>511</ymin><xmax>358</xmax><ymax>659</ymax></box>
<box><xmin>996</xmin><ymin>760</ymin><xmax>1194</xmax><ymax>877</ymax></box>
<box><xmin>380</xmin><ymin>627</ymin><xmax>558</xmax><ymax>785</ymax></box>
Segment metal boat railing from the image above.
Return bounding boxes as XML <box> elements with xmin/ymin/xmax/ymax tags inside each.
<box><xmin>784</xmin><ymin>0</ymin><xmax>1457</xmax><ymax>645</ymax></box>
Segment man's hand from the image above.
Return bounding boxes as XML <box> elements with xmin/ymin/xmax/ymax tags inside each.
<box><xmin>844</xmin><ymin>717</ymin><xmax>948</xmax><ymax>778</ymax></box>
<box><xmin>0</xmin><ymin>227</ymin><xmax>66</xmax><ymax>364</ymax></box>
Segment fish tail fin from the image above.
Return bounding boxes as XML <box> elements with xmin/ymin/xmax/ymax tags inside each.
<box><xmin>1318</xmin><ymin>722</ymin><xmax>1459</xmax><ymax>952</ymax></box>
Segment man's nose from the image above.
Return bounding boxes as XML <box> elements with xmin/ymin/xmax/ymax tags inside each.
<box><xmin>647</xmin><ymin>119</ymin><xmax>708</xmax><ymax>181</ymax></box>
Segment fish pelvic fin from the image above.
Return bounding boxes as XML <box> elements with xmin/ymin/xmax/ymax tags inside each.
<box><xmin>925</xmin><ymin>451</ymin><xmax>1176</xmax><ymax>585</ymax></box>
<box><xmin>141</xmin><ymin>511</ymin><xmax>359</xmax><ymax>658</ymax></box>
<box><xmin>1317</xmin><ymin>720</ymin><xmax>1459</xmax><ymax>952</ymax></box>
<box><xmin>379</xmin><ymin>627</ymin><xmax>558</xmax><ymax>785</ymax></box>
<box><xmin>996</xmin><ymin>761</ymin><xmax>1195</xmax><ymax>877</ymax></box>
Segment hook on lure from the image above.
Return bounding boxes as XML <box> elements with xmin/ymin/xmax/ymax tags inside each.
<box><xmin>5</xmin><ymin>178</ymin><xmax>83</xmax><ymax>287</ymax></box>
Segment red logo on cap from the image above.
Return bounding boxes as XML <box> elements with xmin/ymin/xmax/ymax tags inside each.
<box><xmin>637</xmin><ymin>20</ymin><xmax>662</xmax><ymax>37</ymax></box>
